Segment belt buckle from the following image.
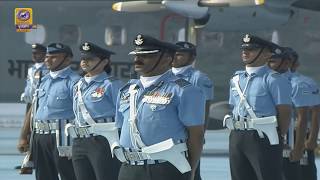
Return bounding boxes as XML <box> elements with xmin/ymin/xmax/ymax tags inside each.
<box><xmin>77</xmin><ymin>127</ymin><xmax>88</xmax><ymax>136</ymax></box>
<box><xmin>124</xmin><ymin>151</ymin><xmax>140</xmax><ymax>161</ymax></box>
<box><xmin>234</xmin><ymin>121</ymin><xmax>243</xmax><ymax>130</ymax></box>
<box><xmin>38</xmin><ymin>122</ymin><xmax>44</xmax><ymax>130</ymax></box>
<box><xmin>39</xmin><ymin>122</ymin><xmax>49</xmax><ymax>131</ymax></box>
<box><xmin>49</xmin><ymin>123</ymin><xmax>56</xmax><ymax>130</ymax></box>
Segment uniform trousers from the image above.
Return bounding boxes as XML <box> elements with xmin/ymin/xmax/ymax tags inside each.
<box><xmin>301</xmin><ymin>150</ymin><xmax>317</xmax><ymax>180</ymax></box>
<box><xmin>229</xmin><ymin>130</ymin><xmax>283</xmax><ymax>180</ymax></box>
<box><xmin>118</xmin><ymin>161</ymin><xmax>191</xmax><ymax>180</ymax></box>
<box><xmin>282</xmin><ymin>158</ymin><xmax>301</xmax><ymax>180</ymax></box>
<box><xmin>32</xmin><ymin>133</ymin><xmax>76</xmax><ymax>180</ymax></box>
<box><xmin>72</xmin><ymin>135</ymin><xmax>121</xmax><ymax>180</ymax></box>
<box><xmin>194</xmin><ymin>161</ymin><xmax>202</xmax><ymax>180</ymax></box>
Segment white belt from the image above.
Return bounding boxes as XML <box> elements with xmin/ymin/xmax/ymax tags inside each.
<box><xmin>114</xmin><ymin>139</ymin><xmax>191</xmax><ymax>173</ymax></box>
<box><xmin>122</xmin><ymin>148</ymin><xmax>168</xmax><ymax>164</ymax></box>
<box><xmin>122</xmin><ymin>149</ymin><xmax>168</xmax><ymax>165</ymax></box>
<box><xmin>224</xmin><ymin>116</ymin><xmax>254</xmax><ymax>130</ymax></box>
<box><xmin>69</xmin><ymin>118</ymin><xmax>114</xmax><ymax>138</ymax></box>
<box><xmin>127</xmin><ymin>159</ymin><xmax>167</xmax><ymax>165</ymax></box>
<box><xmin>232</xmin><ymin>120</ymin><xmax>253</xmax><ymax>130</ymax></box>
<box><xmin>35</xmin><ymin>122</ymin><xmax>57</xmax><ymax>134</ymax></box>
<box><xmin>224</xmin><ymin>115</ymin><xmax>279</xmax><ymax>145</ymax></box>
<box><xmin>68</xmin><ymin>125</ymin><xmax>96</xmax><ymax>138</ymax></box>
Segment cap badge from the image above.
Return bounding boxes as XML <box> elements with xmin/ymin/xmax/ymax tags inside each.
<box><xmin>82</xmin><ymin>43</ymin><xmax>90</xmax><ymax>51</ymax></box>
<box><xmin>275</xmin><ymin>48</ymin><xmax>282</xmax><ymax>54</ymax></box>
<box><xmin>135</xmin><ymin>35</ymin><xmax>143</xmax><ymax>46</ymax></box>
<box><xmin>243</xmin><ymin>34</ymin><xmax>251</xmax><ymax>43</ymax></box>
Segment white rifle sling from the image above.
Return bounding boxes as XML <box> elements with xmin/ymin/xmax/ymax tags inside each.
<box><xmin>232</xmin><ymin>75</ymin><xmax>258</xmax><ymax>119</ymax></box>
<box><xmin>77</xmin><ymin>81</ymin><xmax>96</xmax><ymax>125</ymax></box>
<box><xmin>232</xmin><ymin>75</ymin><xmax>279</xmax><ymax>145</ymax></box>
<box><xmin>128</xmin><ymin>84</ymin><xmax>146</xmax><ymax>148</ymax></box>
<box><xmin>125</xmin><ymin>84</ymin><xmax>191</xmax><ymax>173</ymax></box>
<box><xmin>69</xmin><ymin>80</ymin><xmax>120</xmax><ymax>156</ymax></box>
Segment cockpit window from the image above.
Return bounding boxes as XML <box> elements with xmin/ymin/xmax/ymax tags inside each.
<box><xmin>105</xmin><ymin>26</ymin><xmax>127</xmax><ymax>46</ymax></box>
<box><xmin>25</xmin><ymin>24</ymin><xmax>46</xmax><ymax>44</ymax></box>
<box><xmin>178</xmin><ymin>28</ymin><xmax>186</xmax><ymax>42</ymax></box>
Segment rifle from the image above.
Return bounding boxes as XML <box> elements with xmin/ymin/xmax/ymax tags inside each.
<box><xmin>20</xmin><ymin>70</ymin><xmax>42</xmax><ymax>174</ymax></box>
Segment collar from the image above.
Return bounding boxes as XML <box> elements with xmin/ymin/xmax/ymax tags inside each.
<box><xmin>49</xmin><ymin>66</ymin><xmax>71</xmax><ymax>79</ymax></box>
<box><xmin>139</xmin><ymin>70</ymin><xmax>172</xmax><ymax>89</ymax></box>
<box><xmin>245</xmin><ymin>65</ymin><xmax>268</xmax><ymax>76</ymax></box>
<box><xmin>34</xmin><ymin>62</ymin><xmax>44</xmax><ymax>69</ymax></box>
<box><xmin>83</xmin><ymin>72</ymin><xmax>108</xmax><ymax>83</ymax></box>
<box><xmin>282</xmin><ymin>71</ymin><xmax>293</xmax><ymax>80</ymax></box>
<box><xmin>172</xmin><ymin>65</ymin><xmax>193</xmax><ymax>75</ymax></box>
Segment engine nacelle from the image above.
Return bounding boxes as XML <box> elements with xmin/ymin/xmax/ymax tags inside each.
<box><xmin>162</xmin><ymin>0</ymin><xmax>209</xmax><ymax>19</ymax></box>
<box><xmin>204</xmin><ymin>5</ymin><xmax>292</xmax><ymax>31</ymax></box>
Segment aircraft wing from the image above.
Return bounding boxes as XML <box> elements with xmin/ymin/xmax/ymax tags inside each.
<box><xmin>292</xmin><ymin>0</ymin><xmax>320</xmax><ymax>11</ymax></box>
<box><xmin>112</xmin><ymin>0</ymin><xmax>319</xmax><ymax>31</ymax></box>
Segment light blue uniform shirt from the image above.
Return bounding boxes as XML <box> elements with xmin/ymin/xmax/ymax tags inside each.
<box><xmin>35</xmin><ymin>67</ymin><xmax>80</xmax><ymax>121</ymax></box>
<box><xmin>290</xmin><ymin>72</ymin><xmax>320</xmax><ymax>107</ymax></box>
<box><xmin>174</xmin><ymin>66</ymin><xmax>214</xmax><ymax>101</ymax></box>
<box><xmin>73</xmin><ymin>72</ymin><xmax>123</xmax><ymax>126</ymax></box>
<box><xmin>115</xmin><ymin>71</ymin><xmax>205</xmax><ymax>148</ymax></box>
<box><xmin>22</xmin><ymin>64</ymin><xmax>49</xmax><ymax>103</ymax></box>
<box><xmin>229</xmin><ymin>66</ymin><xmax>292</xmax><ymax>118</ymax></box>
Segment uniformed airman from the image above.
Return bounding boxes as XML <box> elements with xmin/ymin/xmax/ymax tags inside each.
<box><xmin>17</xmin><ymin>43</ymin><xmax>49</xmax><ymax>174</ymax></box>
<box><xmin>173</xmin><ymin>41</ymin><xmax>214</xmax><ymax>180</ymax></box>
<box><xmin>32</xmin><ymin>43</ymin><xmax>79</xmax><ymax>180</ymax></box>
<box><xmin>69</xmin><ymin>42</ymin><xmax>123</xmax><ymax>180</ymax></box>
<box><xmin>267</xmin><ymin>46</ymin><xmax>302</xmax><ymax>180</ymax></box>
<box><xmin>114</xmin><ymin>34</ymin><xmax>206</xmax><ymax>180</ymax></box>
<box><xmin>287</xmin><ymin>48</ymin><xmax>319</xmax><ymax>180</ymax></box>
<box><xmin>224</xmin><ymin>34</ymin><xmax>292</xmax><ymax>180</ymax></box>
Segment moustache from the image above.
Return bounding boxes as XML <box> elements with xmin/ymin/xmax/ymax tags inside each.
<box><xmin>134</xmin><ymin>61</ymin><xmax>144</xmax><ymax>65</ymax></box>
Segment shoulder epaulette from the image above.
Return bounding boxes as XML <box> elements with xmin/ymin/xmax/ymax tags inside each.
<box><xmin>268</xmin><ymin>70</ymin><xmax>281</xmax><ymax>77</ymax></box>
<box><xmin>175</xmin><ymin>78</ymin><xmax>191</xmax><ymax>88</ymax></box>
<box><xmin>234</xmin><ymin>70</ymin><xmax>245</xmax><ymax>76</ymax></box>
<box><xmin>69</xmin><ymin>73</ymin><xmax>80</xmax><ymax>82</ymax></box>
<box><xmin>106</xmin><ymin>76</ymin><xmax>118</xmax><ymax>82</ymax></box>
<box><xmin>119</xmin><ymin>83</ymin><xmax>131</xmax><ymax>92</ymax></box>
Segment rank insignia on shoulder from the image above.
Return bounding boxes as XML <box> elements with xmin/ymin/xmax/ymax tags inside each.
<box><xmin>175</xmin><ymin>79</ymin><xmax>191</xmax><ymax>88</ymax></box>
<box><xmin>107</xmin><ymin>76</ymin><xmax>118</xmax><ymax>82</ymax></box>
<box><xmin>120</xmin><ymin>92</ymin><xmax>130</xmax><ymax>100</ymax></box>
<box><xmin>91</xmin><ymin>87</ymin><xmax>105</xmax><ymax>98</ymax></box>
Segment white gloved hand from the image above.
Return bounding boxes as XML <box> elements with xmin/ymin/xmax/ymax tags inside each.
<box><xmin>20</xmin><ymin>93</ymin><xmax>25</xmax><ymax>102</ymax></box>
<box><xmin>223</xmin><ymin>114</ymin><xmax>234</xmax><ymax>129</ymax></box>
